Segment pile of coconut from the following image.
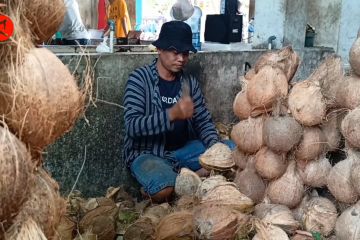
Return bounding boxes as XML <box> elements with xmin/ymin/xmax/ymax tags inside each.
<box><xmin>0</xmin><ymin>1</ymin><xmax>87</xmax><ymax>239</ymax></box>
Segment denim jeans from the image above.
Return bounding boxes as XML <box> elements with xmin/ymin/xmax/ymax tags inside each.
<box><xmin>130</xmin><ymin>140</ymin><xmax>236</xmax><ymax>195</ymax></box>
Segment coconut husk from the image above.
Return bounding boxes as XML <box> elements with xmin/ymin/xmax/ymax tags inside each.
<box><xmin>335</xmin><ymin>201</ymin><xmax>360</xmax><ymax>240</ymax></box>
<box><xmin>4</xmin><ymin>218</ymin><xmax>47</xmax><ymax>240</ymax></box>
<box><xmin>267</xmin><ymin>161</ymin><xmax>304</xmax><ymax>208</ymax></box>
<box><xmin>320</xmin><ymin>111</ymin><xmax>342</xmax><ymax>151</ymax></box>
<box><xmin>254</xmin><ymin>203</ymin><xmax>300</xmax><ymax>234</ymax></box>
<box><xmin>193</xmin><ymin>204</ymin><xmax>239</xmax><ymax>240</ymax></box>
<box><xmin>350</xmin><ymin>37</ymin><xmax>360</xmax><ymax>76</ymax></box>
<box><xmin>12</xmin><ymin>167</ymin><xmax>66</xmax><ymax>239</ymax></box>
<box><xmin>263</xmin><ymin>115</ymin><xmax>303</xmax><ymax>152</ymax></box>
<box><xmin>232</xmin><ymin>148</ymin><xmax>249</xmax><ymax>170</ymax></box>
<box><xmin>288</xmin><ymin>79</ymin><xmax>327</xmax><ymax>126</ymax></box>
<box><xmin>244</xmin><ymin>68</ymin><xmax>256</xmax><ymax>81</ymax></box>
<box><xmin>302</xmin><ymin>197</ymin><xmax>338</xmax><ymax>237</ymax></box>
<box><xmin>295</xmin><ymin>127</ymin><xmax>327</xmax><ymax>162</ymax></box>
<box><xmin>175</xmin><ymin>195</ymin><xmax>199</xmax><ymax>211</ymax></box>
<box><xmin>291</xmin><ymin>230</ymin><xmax>314</xmax><ymax>240</ymax></box>
<box><xmin>0</xmin><ymin>47</ymin><xmax>85</xmax><ymax>161</ymax></box>
<box><xmin>195</xmin><ymin>175</ymin><xmax>229</xmax><ymax>199</ymax></box>
<box><xmin>156</xmin><ymin>211</ymin><xmax>194</xmax><ymax>240</ymax></box>
<box><xmin>341</xmin><ymin>108</ymin><xmax>360</xmax><ymax>149</ymax></box>
<box><xmin>253</xmin><ymin>220</ymin><xmax>290</xmax><ymax>240</ymax></box>
<box><xmin>335</xmin><ymin>75</ymin><xmax>360</xmax><ymax>110</ymax></box>
<box><xmin>236</xmin><ymin>212</ymin><xmax>253</xmax><ymax>239</ymax></box>
<box><xmin>81</xmin><ymin>197</ymin><xmax>116</xmax><ymax>213</ymax></box>
<box><xmin>199</xmin><ymin>142</ymin><xmax>235</xmax><ymax>170</ymax></box>
<box><xmin>143</xmin><ymin>203</ymin><xmax>171</xmax><ymax>220</ymax></box>
<box><xmin>247</xmin><ymin>66</ymin><xmax>288</xmax><ymax>111</ymax></box>
<box><xmin>351</xmin><ymin>161</ymin><xmax>360</xmax><ymax>195</ymax></box>
<box><xmin>200</xmin><ymin>184</ymin><xmax>254</xmax><ymax>213</ymax></box>
<box><xmin>254</xmin><ymin>46</ymin><xmax>300</xmax><ymax>82</ymax></box>
<box><xmin>234</xmin><ymin>156</ymin><xmax>266</xmax><ymax>203</ymax></box>
<box><xmin>0</xmin><ymin>125</ymin><xmax>33</xmax><ymax>225</ymax></box>
<box><xmin>231</xmin><ymin>116</ymin><xmax>264</xmax><ymax>154</ymax></box>
<box><xmin>298</xmin><ymin>155</ymin><xmax>331</xmax><ymax>187</ymax></box>
<box><xmin>175</xmin><ymin>168</ymin><xmax>202</xmax><ymax>196</ymax></box>
<box><xmin>55</xmin><ymin>216</ymin><xmax>76</xmax><ymax>240</ymax></box>
<box><xmin>255</xmin><ymin>147</ymin><xmax>288</xmax><ymax>180</ymax></box>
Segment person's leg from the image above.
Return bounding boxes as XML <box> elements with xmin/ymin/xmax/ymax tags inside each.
<box><xmin>130</xmin><ymin>154</ymin><xmax>177</xmax><ymax>203</ymax></box>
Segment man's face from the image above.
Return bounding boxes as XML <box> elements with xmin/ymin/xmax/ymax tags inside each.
<box><xmin>157</xmin><ymin>49</ymin><xmax>190</xmax><ymax>73</ymax></box>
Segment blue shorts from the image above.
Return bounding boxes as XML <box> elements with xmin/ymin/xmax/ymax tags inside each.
<box><xmin>130</xmin><ymin>140</ymin><xmax>236</xmax><ymax>195</ymax></box>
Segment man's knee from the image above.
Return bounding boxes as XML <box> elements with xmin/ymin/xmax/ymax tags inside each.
<box><xmin>150</xmin><ymin>187</ymin><xmax>174</xmax><ymax>203</ymax></box>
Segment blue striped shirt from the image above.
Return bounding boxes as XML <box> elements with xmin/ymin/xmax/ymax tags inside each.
<box><xmin>123</xmin><ymin>59</ymin><xmax>220</xmax><ymax>167</ymax></box>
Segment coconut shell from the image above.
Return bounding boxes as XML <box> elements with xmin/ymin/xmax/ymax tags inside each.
<box><xmin>247</xmin><ymin>65</ymin><xmax>288</xmax><ymax>110</ymax></box>
<box><xmin>13</xmin><ymin>168</ymin><xmax>66</xmax><ymax>239</ymax></box>
<box><xmin>288</xmin><ymin>79</ymin><xmax>326</xmax><ymax>126</ymax></box>
<box><xmin>298</xmin><ymin>155</ymin><xmax>332</xmax><ymax>188</ymax></box>
<box><xmin>253</xmin><ymin>220</ymin><xmax>290</xmax><ymax>240</ymax></box>
<box><xmin>295</xmin><ymin>127</ymin><xmax>326</xmax><ymax>162</ymax></box>
<box><xmin>0</xmin><ymin>126</ymin><xmax>33</xmax><ymax>224</ymax></box>
<box><xmin>4</xmin><ymin>218</ymin><xmax>47</xmax><ymax>240</ymax></box>
<box><xmin>254</xmin><ymin>46</ymin><xmax>300</xmax><ymax>82</ymax></box>
<box><xmin>193</xmin><ymin>204</ymin><xmax>239</xmax><ymax>240</ymax></box>
<box><xmin>196</xmin><ymin>175</ymin><xmax>229</xmax><ymax>199</ymax></box>
<box><xmin>199</xmin><ymin>142</ymin><xmax>234</xmax><ymax>170</ymax></box>
<box><xmin>327</xmin><ymin>157</ymin><xmax>358</xmax><ymax>204</ymax></box>
<box><xmin>254</xmin><ymin>203</ymin><xmax>300</xmax><ymax>234</ymax></box>
<box><xmin>234</xmin><ymin>156</ymin><xmax>266</xmax><ymax>203</ymax></box>
<box><xmin>231</xmin><ymin>117</ymin><xmax>264</xmax><ymax>153</ymax></box>
<box><xmin>267</xmin><ymin>161</ymin><xmax>304</xmax><ymax>208</ymax></box>
<box><xmin>320</xmin><ymin>111</ymin><xmax>342</xmax><ymax>151</ymax></box>
<box><xmin>0</xmin><ymin>48</ymin><xmax>84</xmax><ymax>159</ymax></box>
<box><xmin>341</xmin><ymin>108</ymin><xmax>360</xmax><ymax>149</ymax></box>
<box><xmin>232</xmin><ymin>148</ymin><xmax>248</xmax><ymax>170</ymax></box>
<box><xmin>156</xmin><ymin>211</ymin><xmax>194</xmax><ymax>240</ymax></box>
<box><xmin>255</xmin><ymin>147</ymin><xmax>288</xmax><ymax>180</ymax></box>
<box><xmin>335</xmin><ymin>201</ymin><xmax>360</xmax><ymax>240</ymax></box>
<box><xmin>350</xmin><ymin>37</ymin><xmax>360</xmax><ymax>76</ymax></box>
<box><xmin>175</xmin><ymin>168</ymin><xmax>202</xmax><ymax>196</ymax></box>
<box><xmin>263</xmin><ymin>116</ymin><xmax>303</xmax><ymax>152</ymax></box>
<box><xmin>302</xmin><ymin>197</ymin><xmax>337</xmax><ymax>237</ymax></box>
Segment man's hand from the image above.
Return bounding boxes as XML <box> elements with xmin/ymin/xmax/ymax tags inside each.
<box><xmin>168</xmin><ymin>96</ymin><xmax>194</xmax><ymax>121</ymax></box>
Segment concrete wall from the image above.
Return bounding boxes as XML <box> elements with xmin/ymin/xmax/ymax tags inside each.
<box><xmin>283</xmin><ymin>0</ymin><xmax>307</xmax><ymax>49</ymax></box>
<box><xmin>44</xmin><ymin>48</ymin><xmax>333</xmax><ymax>197</ymax></box>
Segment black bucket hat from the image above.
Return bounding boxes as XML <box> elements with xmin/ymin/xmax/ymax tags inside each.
<box><xmin>152</xmin><ymin>21</ymin><xmax>197</xmax><ymax>53</ymax></box>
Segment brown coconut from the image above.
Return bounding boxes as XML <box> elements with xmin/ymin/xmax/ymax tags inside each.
<box><xmin>0</xmin><ymin>126</ymin><xmax>33</xmax><ymax>225</ymax></box>
<box><xmin>254</xmin><ymin>46</ymin><xmax>300</xmax><ymax>82</ymax></box>
<box><xmin>233</xmin><ymin>85</ymin><xmax>252</xmax><ymax>120</ymax></box>
<box><xmin>350</xmin><ymin>37</ymin><xmax>360</xmax><ymax>76</ymax></box>
<box><xmin>295</xmin><ymin>127</ymin><xmax>326</xmax><ymax>162</ymax></box>
<box><xmin>193</xmin><ymin>204</ymin><xmax>239</xmax><ymax>240</ymax></box>
<box><xmin>298</xmin><ymin>155</ymin><xmax>332</xmax><ymax>188</ymax></box>
<box><xmin>55</xmin><ymin>216</ymin><xmax>76</xmax><ymax>240</ymax></box>
<box><xmin>254</xmin><ymin>203</ymin><xmax>300</xmax><ymax>234</ymax></box>
<box><xmin>231</xmin><ymin>116</ymin><xmax>264</xmax><ymax>153</ymax></box>
<box><xmin>175</xmin><ymin>195</ymin><xmax>199</xmax><ymax>211</ymax></box>
<box><xmin>244</xmin><ymin>68</ymin><xmax>256</xmax><ymax>80</ymax></box>
<box><xmin>253</xmin><ymin>220</ymin><xmax>290</xmax><ymax>240</ymax></box>
<box><xmin>255</xmin><ymin>147</ymin><xmax>288</xmax><ymax>180</ymax></box>
<box><xmin>247</xmin><ymin>65</ymin><xmax>288</xmax><ymax>111</ymax></box>
<box><xmin>4</xmin><ymin>218</ymin><xmax>47</xmax><ymax>240</ymax></box>
<box><xmin>335</xmin><ymin>201</ymin><xmax>360</xmax><ymax>240</ymax></box>
<box><xmin>199</xmin><ymin>142</ymin><xmax>234</xmax><ymax>171</ymax></box>
<box><xmin>156</xmin><ymin>211</ymin><xmax>194</xmax><ymax>240</ymax></box>
<box><xmin>302</xmin><ymin>197</ymin><xmax>338</xmax><ymax>237</ymax></box>
<box><xmin>263</xmin><ymin>116</ymin><xmax>303</xmax><ymax>152</ymax></box>
<box><xmin>234</xmin><ymin>156</ymin><xmax>266</xmax><ymax>203</ymax></box>
<box><xmin>351</xmin><ymin>162</ymin><xmax>360</xmax><ymax>195</ymax></box>
<box><xmin>288</xmin><ymin>79</ymin><xmax>327</xmax><ymax>126</ymax></box>
<box><xmin>336</xmin><ymin>75</ymin><xmax>360</xmax><ymax>109</ymax></box>
<box><xmin>341</xmin><ymin>108</ymin><xmax>360</xmax><ymax>149</ymax></box>
<box><xmin>320</xmin><ymin>111</ymin><xmax>342</xmax><ymax>151</ymax></box>
<box><xmin>0</xmin><ymin>48</ymin><xmax>85</xmax><ymax>160</ymax></box>
<box><xmin>175</xmin><ymin>168</ymin><xmax>202</xmax><ymax>196</ymax></box>
<box><xmin>267</xmin><ymin>161</ymin><xmax>304</xmax><ymax>208</ymax></box>
<box><xmin>196</xmin><ymin>175</ymin><xmax>229</xmax><ymax>199</ymax></box>
<box><xmin>327</xmin><ymin>156</ymin><xmax>358</xmax><ymax>204</ymax></box>
<box><xmin>232</xmin><ymin>148</ymin><xmax>248</xmax><ymax>170</ymax></box>
<box><xmin>12</xmin><ymin>168</ymin><xmax>66</xmax><ymax>239</ymax></box>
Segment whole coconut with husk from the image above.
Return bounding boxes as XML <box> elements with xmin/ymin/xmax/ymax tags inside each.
<box><xmin>335</xmin><ymin>75</ymin><xmax>360</xmax><ymax>109</ymax></box>
<box><xmin>327</xmin><ymin>153</ymin><xmax>358</xmax><ymax>204</ymax></box>
<box><xmin>335</xmin><ymin>201</ymin><xmax>360</xmax><ymax>240</ymax></box>
<box><xmin>0</xmin><ymin>48</ymin><xmax>85</xmax><ymax>160</ymax></box>
<box><xmin>231</xmin><ymin>116</ymin><xmax>264</xmax><ymax>154</ymax></box>
<box><xmin>175</xmin><ymin>168</ymin><xmax>202</xmax><ymax>196</ymax></box>
<box><xmin>298</xmin><ymin>155</ymin><xmax>332</xmax><ymax>188</ymax></box>
<box><xmin>156</xmin><ymin>211</ymin><xmax>194</xmax><ymax>240</ymax></box>
<box><xmin>351</xmin><ymin>162</ymin><xmax>360</xmax><ymax>195</ymax></box>
<box><xmin>263</xmin><ymin>115</ymin><xmax>303</xmax><ymax>152</ymax></box>
<box><xmin>247</xmin><ymin>66</ymin><xmax>288</xmax><ymax>111</ymax></box>
<box><xmin>4</xmin><ymin>218</ymin><xmax>47</xmax><ymax>240</ymax></box>
<box><xmin>255</xmin><ymin>147</ymin><xmax>288</xmax><ymax>180</ymax></box>
<box><xmin>320</xmin><ymin>111</ymin><xmax>342</xmax><ymax>151</ymax></box>
<box><xmin>12</xmin><ymin>168</ymin><xmax>66</xmax><ymax>239</ymax></box>
<box><xmin>254</xmin><ymin>46</ymin><xmax>300</xmax><ymax>82</ymax></box>
<box><xmin>0</xmin><ymin>126</ymin><xmax>33</xmax><ymax>226</ymax></box>
<box><xmin>231</xmin><ymin>148</ymin><xmax>248</xmax><ymax>170</ymax></box>
<box><xmin>253</xmin><ymin>220</ymin><xmax>290</xmax><ymax>240</ymax></box>
<box><xmin>341</xmin><ymin>108</ymin><xmax>360</xmax><ymax>149</ymax></box>
<box><xmin>233</xmin><ymin>90</ymin><xmax>252</xmax><ymax>120</ymax></box>
<box><xmin>288</xmin><ymin>79</ymin><xmax>327</xmax><ymax>126</ymax></box>
<box><xmin>196</xmin><ymin>175</ymin><xmax>229</xmax><ymax>199</ymax></box>
<box><xmin>234</xmin><ymin>156</ymin><xmax>266</xmax><ymax>203</ymax></box>
<box><xmin>254</xmin><ymin>203</ymin><xmax>300</xmax><ymax>234</ymax></box>
<box><xmin>176</xmin><ymin>195</ymin><xmax>199</xmax><ymax>211</ymax></box>
<box><xmin>350</xmin><ymin>37</ymin><xmax>360</xmax><ymax>76</ymax></box>
<box><xmin>295</xmin><ymin>127</ymin><xmax>326</xmax><ymax>162</ymax></box>
<box><xmin>199</xmin><ymin>142</ymin><xmax>234</xmax><ymax>171</ymax></box>
<box><xmin>267</xmin><ymin>161</ymin><xmax>304</xmax><ymax>208</ymax></box>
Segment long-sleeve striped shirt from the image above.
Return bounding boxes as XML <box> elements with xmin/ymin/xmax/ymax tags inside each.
<box><xmin>123</xmin><ymin>59</ymin><xmax>220</xmax><ymax>167</ymax></box>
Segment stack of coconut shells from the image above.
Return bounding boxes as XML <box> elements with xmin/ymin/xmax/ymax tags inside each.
<box><xmin>0</xmin><ymin>0</ymin><xmax>86</xmax><ymax>239</ymax></box>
